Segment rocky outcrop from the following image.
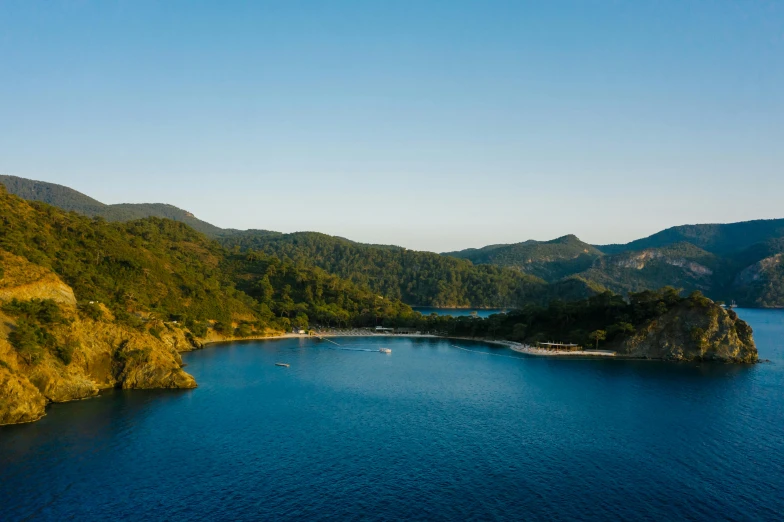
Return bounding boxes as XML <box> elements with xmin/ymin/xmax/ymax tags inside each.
<box><xmin>618</xmin><ymin>302</ymin><xmax>757</xmax><ymax>362</ymax></box>
<box><xmin>0</xmin><ymin>254</ymin><xmax>197</xmax><ymax>425</ymax></box>
<box><xmin>0</xmin><ymin>251</ymin><xmax>77</xmax><ymax>305</ymax></box>
<box><xmin>159</xmin><ymin>324</ymin><xmax>202</xmax><ymax>352</ymax></box>
<box><xmin>734</xmin><ymin>254</ymin><xmax>782</xmax><ymax>286</ymax></box>
<box><xmin>0</xmin><ymin>365</ymin><xmax>47</xmax><ymax>425</ymax></box>
<box><xmin>609</xmin><ymin>249</ymin><xmax>713</xmax><ymax>276</ymax></box>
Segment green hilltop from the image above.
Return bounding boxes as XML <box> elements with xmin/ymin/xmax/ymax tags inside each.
<box><xmin>0</xmin><ymin>175</ymin><xmax>225</xmax><ymax>237</ymax></box>
<box><xmin>597</xmin><ymin>219</ymin><xmax>784</xmax><ymax>255</ymax></box>
<box><xmin>444</xmin><ymin>234</ymin><xmax>603</xmax><ymax>282</ymax></box>
<box><xmin>216</xmin><ymin>230</ymin><xmax>579</xmax><ymax>308</ymax></box>
<box><xmin>3</xmin><ymin>175</ymin><xmax>784</xmax><ymax>308</ymax></box>
<box><xmin>0</xmin><ymin>186</ymin><xmax>417</xmax><ymax>334</ymax></box>
<box><xmin>0</xmin><ymin>181</ymin><xmax>762</xmax><ymax>425</ymax></box>
<box><xmin>446</xmin><ymin>226</ymin><xmax>784</xmax><ymax>307</ymax></box>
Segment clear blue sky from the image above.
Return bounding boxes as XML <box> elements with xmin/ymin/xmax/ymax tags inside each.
<box><xmin>1</xmin><ymin>1</ymin><xmax>782</xmax><ymax>251</ymax></box>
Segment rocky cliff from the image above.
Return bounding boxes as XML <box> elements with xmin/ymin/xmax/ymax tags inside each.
<box><xmin>0</xmin><ymin>252</ymin><xmax>197</xmax><ymax>425</ymax></box>
<box><xmin>618</xmin><ymin>301</ymin><xmax>757</xmax><ymax>362</ymax></box>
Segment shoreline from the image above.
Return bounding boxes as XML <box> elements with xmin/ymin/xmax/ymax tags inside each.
<box><xmin>200</xmin><ymin>334</ymin><xmax>758</xmax><ymax>362</ymax></box>
<box><xmin>412</xmin><ymin>306</ymin><xmax>508</xmax><ymax>311</ymax></box>
<box><xmin>200</xmin><ymin>331</ymin><xmax>616</xmax><ymax>358</ymax></box>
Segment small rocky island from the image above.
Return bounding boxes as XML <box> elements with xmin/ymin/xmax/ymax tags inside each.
<box><xmin>618</xmin><ymin>301</ymin><xmax>757</xmax><ymax>362</ymax></box>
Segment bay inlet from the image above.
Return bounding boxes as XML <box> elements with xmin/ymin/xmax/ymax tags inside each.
<box><xmin>0</xmin><ymin>309</ymin><xmax>782</xmax><ymax>520</ymax></box>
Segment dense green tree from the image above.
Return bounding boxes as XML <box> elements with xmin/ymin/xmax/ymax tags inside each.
<box><xmin>588</xmin><ymin>330</ymin><xmax>607</xmax><ymax>349</ymax></box>
<box><xmin>218</xmin><ymin>231</ymin><xmax>598</xmax><ymax>308</ymax></box>
<box><xmin>8</xmin><ymin>320</ymin><xmax>43</xmax><ymax>364</ymax></box>
<box><xmin>390</xmin><ymin>287</ymin><xmax>719</xmax><ymax>351</ymax></box>
<box><xmin>0</xmin><ymin>188</ymin><xmax>419</xmax><ymax>336</ymax></box>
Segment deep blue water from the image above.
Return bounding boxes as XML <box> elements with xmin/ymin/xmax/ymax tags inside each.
<box><xmin>413</xmin><ymin>306</ymin><xmax>506</xmax><ymax>318</ymax></box>
<box><xmin>1</xmin><ymin>309</ymin><xmax>783</xmax><ymax>521</ymax></box>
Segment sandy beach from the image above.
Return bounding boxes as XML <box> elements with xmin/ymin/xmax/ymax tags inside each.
<box><xmin>202</xmin><ymin>329</ymin><xmax>616</xmax><ymax>357</ymax></box>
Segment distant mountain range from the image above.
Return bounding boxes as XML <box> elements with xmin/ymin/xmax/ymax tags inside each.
<box><xmin>444</xmin><ymin>235</ymin><xmax>604</xmax><ymax>282</ymax></box>
<box><xmin>1</xmin><ymin>181</ymin><xmax>759</xmax><ymax>426</ymax></box>
<box><xmin>3</xmin><ymin>174</ymin><xmax>784</xmax><ymax>308</ymax></box>
<box><xmin>445</xmin><ymin>222</ymin><xmax>784</xmax><ymax>307</ymax></box>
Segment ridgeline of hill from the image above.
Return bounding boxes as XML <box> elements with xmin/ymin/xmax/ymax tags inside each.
<box><xmin>444</xmin><ymin>235</ymin><xmax>604</xmax><ymax>282</ymax></box>
<box><xmin>0</xmin><ymin>181</ymin><xmax>761</xmax><ymax>425</ymax></box>
<box><xmin>4</xmin><ymin>175</ymin><xmax>784</xmax><ymax>308</ymax></box>
<box><xmin>0</xmin><ymin>186</ymin><xmax>416</xmax><ymax>332</ymax></box>
<box><xmin>597</xmin><ymin>219</ymin><xmax>784</xmax><ymax>255</ymax></box>
<box><xmin>0</xmin><ymin>176</ymin><xmax>600</xmax><ymax>308</ymax></box>
<box><xmin>0</xmin><ymin>185</ymin><xmax>425</xmax><ymax>423</ymax></box>
<box><xmin>0</xmin><ymin>175</ymin><xmax>225</xmax><ymax>237</ymax></box>
<box><xmin>216</xmin><ymin>230</ymin><xmax>605</xmax><ymax>308</ymax></box>
<box><xmin>446</xmin><ymin>224</ymin><xmax>784</xmax><ymax>308</ymax></box>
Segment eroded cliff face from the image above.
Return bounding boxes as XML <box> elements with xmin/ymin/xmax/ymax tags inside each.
<box><xmin>0</xmin><ymin>253</ymin><xmax>196</xmax><ymax>425</ymax></box>
<box><xmin>731</xmin><ymin>254</ymin><xmax>784</xmax><ymax>308</ymax></box>
<box><xmin>618</xmin><ymin>302</ymin><xmax>757</xmax><ymax>362</ymax></box>
<box><xmin>0</xmin><ymin>365</ymin><xmax>47</xmax><ymax>425</ymax></box>
<box><xmin>0</xmin><ymin>251</ymin><xmax>77</xmax><ymax>306</ymax></box>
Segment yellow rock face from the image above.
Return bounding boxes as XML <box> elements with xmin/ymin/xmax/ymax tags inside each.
<box><xmin>0</xmin><ymin>251</ymin><xmax>77</xmax><ymax>306</ymax></box>
<box><xmin>619</xmin><ymin>302</ymin><xmax>758</xmax><ymax>362</ymax></box>
<box><xmin>0</xmin><ymin>252</ymin><xmax>197</xmax><ymax>425</ymax></box>
<box><xmin>0</xmin><ymin>365</ymin><xmax>47</xmax><ymax>425</ymax></box>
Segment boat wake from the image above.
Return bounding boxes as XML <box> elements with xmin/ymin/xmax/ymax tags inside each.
<box><xmin>330</xmin><ymin>346</ymin><xmax>378</xmax><ymax>353</ymax></box>
<box><xmin>315</xmin><ymin>338</ymin><xmax>384</xmax><ymax>353</ymax></box>
<box><xmin>450</xmin><ymin>344</ymin><xmax>524</xmax><ymax>360</ymax></box>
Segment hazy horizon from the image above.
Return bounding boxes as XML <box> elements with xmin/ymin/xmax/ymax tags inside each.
<box><xmin>6</xmin><ymin>171</ymin><xmax>784</xmax><ymax>254</ymax></box>
<box><xmin>2</xmin><ymin>1</ymin><xmax>782</xmax><ymax>251</ymax></box>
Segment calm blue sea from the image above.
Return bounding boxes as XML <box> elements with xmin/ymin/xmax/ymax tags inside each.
<box><xmin>413</xmin><ymin>306</ymin><xmax>506</xmax><ymax>318</ymax></box>
<box><xmin>1</xmin><ymin>309</ymin><xmax>782</xmax><ymax>521</ymax></box>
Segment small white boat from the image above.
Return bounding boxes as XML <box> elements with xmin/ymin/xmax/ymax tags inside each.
<box><xmin>275</xmin><ymin>363</ymin><xmax>290</xmax><ymax>367</ymax></box>
<box><xmin>379</xmin><ymin>348</ymin><xmax>392</xmax><ymax>354</ymax></box>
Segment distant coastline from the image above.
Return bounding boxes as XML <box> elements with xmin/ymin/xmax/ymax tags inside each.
<box><xmin>201</xmin><ymin>331</ymin><xmax>617</xmax><ymax>358</ymax></box>
<box><xmin>202</xmin><ymin>330</ymin><xmax>760</xmax><ymax>362</ymax></box>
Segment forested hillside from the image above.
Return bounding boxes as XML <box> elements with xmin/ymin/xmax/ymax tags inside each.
<box><xmin>0</xmin><ymin>187</ymin><xmax>415</xmax><ymax>332</ymax></box>
<box><xmin>406</xmin><ymin>287</ymin><xmax>756</xmax><ymax>362</ymax></box>
<box><xmin>577</xmin><ymin>243</ymin><xmax>725</xmax><ymax>296</ymax></box>
<box><xmin>0</xmin><ymin>187</ymin><xmax>255</xmax><ymax>326</ymax></box>
<box><xmin>597</xmin><ymin>219</ymin><xmax>784</xmax><ymax>255</ymax></box>
<box><xmin>4</xmin><ymin>175</ymin><xmax>784</xmax><ymax>308</ymax></box>
<box><xmin>725</xmin><ymin>237</ymin><xmax>784</xmax><ymax>308</ymax></box>
<box><xmin>444</xmin><ymin>235</ymin><xmax>603</xmax><ymax>282</ymax></box>
<box><xmin>0</xmin><ymin>175</ymin><xmax>224</xmax><ymax>237</ymax></box>
<box><xmin>446</xmin><ymin>226</ymin><xmax>784</xmax><ymax>308</ymax></box>
<box><xmin>217</xmin><ymin>231</ymin><xmax>596</xmax><ymax>307</ymax></box>
<box><xmin>0</xmin><ymin>187</ymin><xmax>422</xmax><ymax>424</ymax></box>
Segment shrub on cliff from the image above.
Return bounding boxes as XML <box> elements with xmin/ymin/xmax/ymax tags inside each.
<box><xmin>2</xmin><ymin>298</ymin><xmax>67</xmax><ymax>325</ymax></box>
<box><xmin>8</xmin><ymin>320</ymin><xmax>45</xmax><ymax>364</ymax></box>
<box><xmin>78</xmin><ymin>302</ymin><xmax>104</xmax><ymax>321</ymax></box>
<box><xmin>54</xmin><ymin>340</ymin><xmax>78</xmax><ymax>365</ymax></box>
<box><xmin>3</xmin><ymin>299</ymin><xmax>69</xmax><ymax>365</ymax></box>
<box><xmin>185</xmin><ymin>319</ymin><xmax>208</xmax><ymax>338</ymax></box>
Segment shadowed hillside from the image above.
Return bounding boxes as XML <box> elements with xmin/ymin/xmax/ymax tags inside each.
<box><xmin>596</xmin><ymin>219</ymin><xmax>784</xmax><ymax>255</ymax></box>
<box><xmin>575</xmin><ymin>243</ymin><xmax>724</xmax><ymax>296</ymax></box>
<box><xmin>217</xmin><ymin>231</ymin><xmax>581</xmax><ymax>308</ymax></box>
<box><xmin>444</xmin><ymin>235</ymin><xmax>603</xmax><ymax>282</ymax></box>
<box><xmin>0</xmin><ymin>175</ymin><xmax>225</xmax><ymax>237</ymax></box>
<box><xmin>0</xmin><ymin>186</ymin><xmax>417</xmax><ymax>330</ymax></box>
<box><xmin>4</xmin><ymin>175</ymin><xmax>784</xmax><ymax>308</ymax></box>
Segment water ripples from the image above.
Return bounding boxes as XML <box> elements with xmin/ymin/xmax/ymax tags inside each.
<box><xmin>2</xmin><ymin>311</ymin><xmax>783</xmax><ymax>521</ymax></box>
